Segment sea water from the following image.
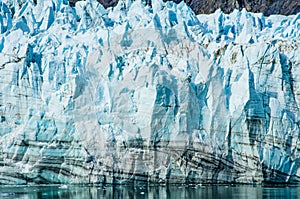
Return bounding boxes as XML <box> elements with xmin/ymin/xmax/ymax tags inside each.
<box><xmin>0</xmin><ymin>184</ymin><xmax>299</xmax><ymax>199</ymax></box>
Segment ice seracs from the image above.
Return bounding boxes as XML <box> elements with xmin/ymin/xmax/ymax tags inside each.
<box><xmin>0</xmin><ymin>0</ymin><xmax>299</xmax><ymax>184</ymax></box>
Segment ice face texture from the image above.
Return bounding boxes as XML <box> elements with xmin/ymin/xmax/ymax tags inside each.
<box><xmin>0</xmin><ymin>0</ymin><xmax>299</xmax><ymax>184</ymax></box>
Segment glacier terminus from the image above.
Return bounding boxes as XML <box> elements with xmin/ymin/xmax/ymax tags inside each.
<box><xmin>0</xmin><ymin>0</ymin><xmax>300</xmax><ymax>184</ymax></box>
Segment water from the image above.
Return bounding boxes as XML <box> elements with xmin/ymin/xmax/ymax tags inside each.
<box><xmin>0</xmin><ymin>184</ymin><xmax>299</xmax><ymax>199</ymax></box>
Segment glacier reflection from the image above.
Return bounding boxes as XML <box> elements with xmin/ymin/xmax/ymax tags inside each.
<box><xmin>0</xmin><ymin>185</ymin><xmax>298</xmax><ymax>199</ymax></box>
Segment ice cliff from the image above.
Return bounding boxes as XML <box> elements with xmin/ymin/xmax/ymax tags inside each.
<box><xmin>0</xmin><ymin>0</ymin><xmax>300</xmax><ymax>184</ymax></box>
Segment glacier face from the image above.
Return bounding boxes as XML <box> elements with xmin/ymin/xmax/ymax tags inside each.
<box><xmin>0</xmin><ymin>0</ymin><xmax>300</xmax><ymax>184</ymax></box>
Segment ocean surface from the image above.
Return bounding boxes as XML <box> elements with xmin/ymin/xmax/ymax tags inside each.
<box><xmin>0</xmin><ymin>184</ymin><xmax>299</xmax><ymax>198</ymax></box>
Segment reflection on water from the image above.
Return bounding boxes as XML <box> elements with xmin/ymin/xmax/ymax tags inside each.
<box><xmin>0</xmin><ymin>184</ymin><xmax>299</xmax><ymax>199</ymax></box>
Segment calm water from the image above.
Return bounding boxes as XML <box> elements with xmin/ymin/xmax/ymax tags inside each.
<box><xmin>0</xmin><ymin>184</ymin><xmax>299</xmax><ymax>199</ymax></box>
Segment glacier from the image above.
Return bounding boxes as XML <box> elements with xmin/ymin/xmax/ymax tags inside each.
<box><xmin>0</xmin><ymin>0</ymin><xmax>299</xmax><ymax>184</ymax></box>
